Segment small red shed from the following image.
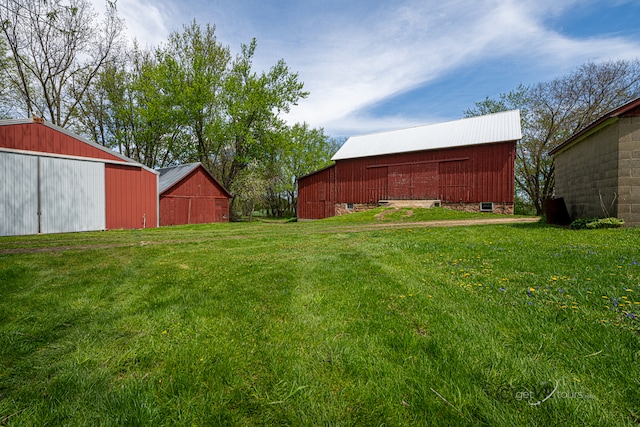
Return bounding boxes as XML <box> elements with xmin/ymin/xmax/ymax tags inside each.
<box><xmin>0</xmin><ymin>118</ymin><xmax>158</xmax><ymax>236</ymax></box>
<box><xmin>298</xmin><ymin>111</ymin><xmax>522</xmax><ymax>219</ymax></box>
<box><xmin>158</xmin><ymin>163</ymin><xmax>231</xmax><ymax>225</ymax></box>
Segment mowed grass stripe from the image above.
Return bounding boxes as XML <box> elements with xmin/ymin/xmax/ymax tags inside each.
<box><xmin>0</xmin><ymin>209</ymin><xmax>639</xmax><ymax>425</ymax></box>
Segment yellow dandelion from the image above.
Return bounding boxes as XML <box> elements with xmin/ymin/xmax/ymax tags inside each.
<box><xmin>602</xmin><ymin>296</ymin><xmax>609</xmax><ymax>299</ymax></box>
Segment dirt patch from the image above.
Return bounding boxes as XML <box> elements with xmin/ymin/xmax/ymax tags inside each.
<box><xmin>375</xmin><ymin>208</ymin><xmax>397</xmax><ymax>220</ymax></box>
<box><xmin>374</xmin><ymin>207</ymin><xmax>414</xmax><ymax>220</ymax></box>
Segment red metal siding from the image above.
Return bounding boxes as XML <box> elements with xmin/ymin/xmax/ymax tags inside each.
<box><xmin>298</xmin><ymin>141</ymin><xmax>516</xmax><ymax>219</ymax></box>
<box><xmin>105</xmin><ymin>164</ymin><xmax>158</xmax><ymax>229</ymax></box>
<box><xmin>2</xmin><ymin>122</ymin><xmax>123</xmax><ymax>161</ymax></box>
<box><xmin>159</xmin><ymin>167</ymin><xmax>230</xmax><ymax>225</ymax></box>
<box><xmin>297</xmin><ymin>165</ymin><xmax>336</xmax><ymax>219</ymax></box>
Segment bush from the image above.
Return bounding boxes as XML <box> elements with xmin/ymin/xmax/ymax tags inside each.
<box><xmin>570</xmin><ymin>217</ymin><xmax>624</xmax><ymax>229</ymax></box>
<box><xmin>586</xmin><ymin>217</ymin><xmax>625</xmax><ymax>229</ymax></box>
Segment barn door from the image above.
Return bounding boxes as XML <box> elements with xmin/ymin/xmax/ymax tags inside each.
<box><xmin>0</xmin><ymin>152</ymin><xmax>38</xmax><ymax>236</ymax></box>
<box><xmin>439</xmin><ymin>160</ymin><xmax>470</xmax><ymax>202</ymax></box>
<box><xmin>39</xmin><ymin>157</ymin><xmax>106</xmax><ymax>233</ymax></box>
<box><xmin>388</xmin><ymin>165</ymin><xmax>412</xmax><ymax>199</ymax></box>
<box><xmin>365</xmin><ymin>167</ymin><xmax>388</xmax><ymax>203</ymax></box>
<box><xmin>411</xmin><ymin>163</ymin><xmax>439</xmax><ymax>199</ymax></box>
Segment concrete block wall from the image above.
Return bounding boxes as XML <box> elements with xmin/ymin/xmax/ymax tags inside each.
<box><xmin>617</xmin><ymin>116</ymin><xmax>640</xmax><ymax>226</ymax></box>
<box><xmin>554</xmin><ymin>123</ymin><xmax>620</xmax><ymax>220</ymax></box>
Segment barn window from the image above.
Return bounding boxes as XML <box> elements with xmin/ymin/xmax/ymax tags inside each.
<box><xmin>480</xmin><ymin>202</ymin><xmax>494</xmax><ymax>212</ymax></box>
<box><xmin>346</xmin><ymin>203</ymin><xmax>354</xmax><ymax>210</ymax></box>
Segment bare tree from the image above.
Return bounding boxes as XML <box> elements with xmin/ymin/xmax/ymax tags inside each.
<box><xmin>465</xmin><ymin>60</ymin><xmax>640</xmax><ymax>215</ymax></box>
<box><xmin>0</xmin><ymin>0</ymin><xmax>123</xmax><ymax>127</ymax></box>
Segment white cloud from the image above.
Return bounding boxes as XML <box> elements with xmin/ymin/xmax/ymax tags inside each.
<box><xmin>285</xmin><ymin>0</ymin><xmax>640</xmax><ymax>134</ymax></box>
<box><xmin>88</xmin><ymin>0</ymin><xmax>640</xmax><ymax>136</ymax></box>
<box><xmin>88</xmin><ymin>0</ymin><xmax>171</xmax><ymax>48</ymax></box>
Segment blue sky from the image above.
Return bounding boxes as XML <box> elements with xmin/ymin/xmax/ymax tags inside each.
<box><xmin>98</xmin><ymin>0</ymin><xmax>640</xmax><ymax>138</ymax></box>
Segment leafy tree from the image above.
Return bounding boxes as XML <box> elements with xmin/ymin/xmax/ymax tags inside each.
<box><xmin>77</xmin><ymin>45</ymin><xmax>184</xmax><ymax>167</ymax></box>
<box><xmin>0</xmin><ymin>0</ymin><xmax>123</xmax><ymax>126</ymax></box>
<box><xmin>75</xmin><ymin>20</ymin><xmax>314</xmax><ymax>218</ymax></box>
<box><xmin>234</xmin><ymin>161</ymin><xmax>268</xmax><ymax>221</ymax></box>
<box><xmin>158</xmin><ymin>21</ymin><xmax>231</xmax><ymax>171</ymax></box>
<box><xmin>465</xmin><ymin>60</ymin><xmax>640</xmax><ymax>215</ymax></box>
<box><xmin>219</xmin><ymin>39</ymin><xmax>308</xmax><ymax>192</ymax></box>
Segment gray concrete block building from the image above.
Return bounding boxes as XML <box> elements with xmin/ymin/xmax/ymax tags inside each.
<box><xmin>550</xmin><ymin>98</ymin><xmax>640</xmax><ymax>227</ymax></box>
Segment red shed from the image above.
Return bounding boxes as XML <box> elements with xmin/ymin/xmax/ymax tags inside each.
<box><xmin>158</xmin><ymin>163</ymin><xmax>231</xmax><ymax>225</ymax></box>
<box><xmin>298</xmin><ymin>111</ymin><xmax>522</xmax><ymax>219</ymax></box>
<box><xmin>0</xmin><ymin>118</ymin><xmax>158</xmax><ymax>235</ymax></box>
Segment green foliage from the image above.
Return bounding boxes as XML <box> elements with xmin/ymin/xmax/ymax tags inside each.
<box><xmin>571</xmin><ymin>217</ymin><xmax>625</xmax><ymax>229</ymax></box>
<box><xmin>79</xmin><ymin>21</ymin><xmax>326</xmax><ymax>219</ymax></box>
<box><xmin>514</xmin><ymin>194</ymin><xmax>536</xmax><ymax>216</ymax></box>
<box><xmin>260</xmin><ymin>123</ymin><xmax>338</xmax><ymax>217</ymax></box>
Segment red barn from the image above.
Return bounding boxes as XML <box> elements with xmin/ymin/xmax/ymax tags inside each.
<box><xmin>158</xmin><ymin>163</ymin><xmax>231</xmax><ymax>225</ymax></box>
<box><xmin>0</xmin><ymin>118</ymin><xmax>158</xmax><ymax>236</ymax></box>
<box><xmin>298</xmin><ymin>111</ymin><xmax>522</xmax><ymax>219</ymax></box>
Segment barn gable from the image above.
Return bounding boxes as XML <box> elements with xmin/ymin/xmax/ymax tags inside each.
<box><xmin>298</xmin><ymin>111</ymin><xmax>521</xmax><ymax>220</ymax></box>
<box><xmin>158</xmin><ymin>163</ymin><xmax>231</xmax><ymax>225</ymax></box>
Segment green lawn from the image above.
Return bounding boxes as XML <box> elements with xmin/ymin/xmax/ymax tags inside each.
<box><xmin>1</xmin><ymin>209</ymin><xmax>639</xmax><ymax>426</ymax></box>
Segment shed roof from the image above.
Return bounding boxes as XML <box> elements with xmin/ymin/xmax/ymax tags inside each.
<box><xmin>332</xmin><ymin>110</ymin><xmax>522</xmax><ymax>161</ymax></box>
<box><xmin>157</xmin><ymin>162</ymin><xmax>231</xmax><ymax>197</ymax></box>
<box><xmin>550</xmin><ymin>97</ymin><xmax>640</xmax><ymax>156</ymax></box>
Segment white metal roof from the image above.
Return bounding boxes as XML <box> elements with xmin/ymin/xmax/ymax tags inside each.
<box><xmin>332</xmin><ymin>110</ymin><xmax>522</xmax><ymax>161</ymax></box>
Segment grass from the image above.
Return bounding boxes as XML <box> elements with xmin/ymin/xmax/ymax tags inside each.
<box><xmin>0</xmin><ymin>208</ymin><xmax>639</xmax><ymax>426</ymax></box>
